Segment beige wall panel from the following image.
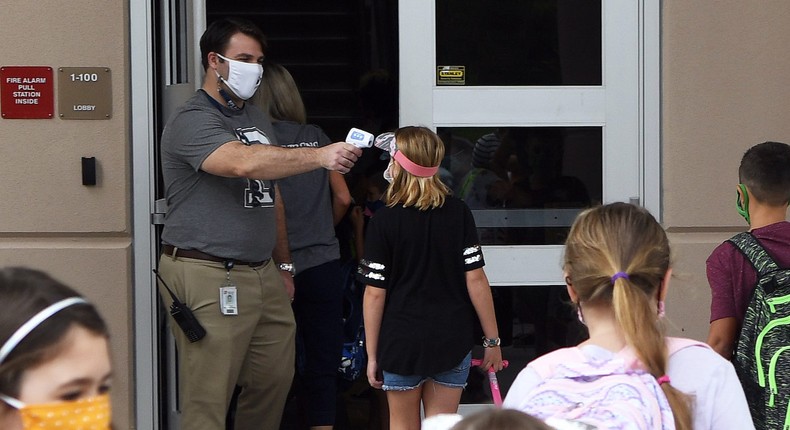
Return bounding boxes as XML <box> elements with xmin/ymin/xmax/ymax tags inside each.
<box><xmin>0</xmin><ymin>242</ymin><xmax>132</xmax><ymax>429</ymax></box>
<box><xmin>0</xmin><ymin>1</ymin><xmax>133</xmax><ymax>429</ymax></box>
<box><xmin>0</xmin><ymin>0</ymin><xmax>129</xmax><ymax>233</ymax></box>
<box><xmin>663</xmin><ymin>232</ymin><xmax>739</xmax><ymax>342</ymax></box>
<box><xmin>662</xmin><ymin>1</ymin><xmax>790</xmax><ymax>228</ymax></box>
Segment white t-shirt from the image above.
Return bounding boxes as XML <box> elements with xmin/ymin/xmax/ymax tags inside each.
<box><xmin>503</xmin><ymin>342</ymin><xmax>754</xmax><ymax>430</ymax></box>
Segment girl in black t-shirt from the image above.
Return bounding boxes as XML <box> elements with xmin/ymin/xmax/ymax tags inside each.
<box><xmin>358</xmin><ymin>126</ymin><xmax>503</xmax><ymax>429</ymax></box>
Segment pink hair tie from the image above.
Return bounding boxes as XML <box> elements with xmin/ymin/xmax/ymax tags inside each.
<box><xmin>656</xmin><ymin>375</ymin><xmax>671</xmax><ymax>385</ymax></box>
<box><xmin>393</xmin><ymin>150</ymin><xmax>439</xmax><ymax>177</ymax></box>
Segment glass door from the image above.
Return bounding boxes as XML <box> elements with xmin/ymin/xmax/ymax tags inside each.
<box><xmin>399</xmin><ymin>0</ymin><xmax>659</xmax><ymax>411</ymax></box>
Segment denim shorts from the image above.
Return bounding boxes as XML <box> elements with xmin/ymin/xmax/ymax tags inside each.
<box><xmin>381</xmin><ymin>351</ymin><xmax>471</xmax><ymax>391</ymax></box>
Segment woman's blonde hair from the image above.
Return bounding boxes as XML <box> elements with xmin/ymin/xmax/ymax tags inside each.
<box><xmin>252</xmin><ymin>63</ymin><xmax>306</xmax><ymax>124</ymax></box>
<box><xmin>384</xmin><ymin>126</ymin><xmax>450</xmax><ymax>210</ymax></box>
<box><xmin>563</xmin><ymin>202</ymin><xmax>692</xmax><ymax>430</ymax></box>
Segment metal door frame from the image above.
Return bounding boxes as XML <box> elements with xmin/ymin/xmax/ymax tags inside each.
<box><xmin>130</xmin><ymin>1</ymin><xmax>206</xmax><ymax>428</ymax></box>
<box><xmin>399</xmin><ymin>0</ymin><xmax>661</xmax><ymax>287</ymax></box>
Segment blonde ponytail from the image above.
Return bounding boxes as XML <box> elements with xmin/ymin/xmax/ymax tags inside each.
<box><xmin>613</xmin><ymin>278</ymin><xmax>692</xmax><ymax>430</ymax></box>
<box><xmin>564</xmin><ymin>203</ymin><xmax>692</xmax><ymax>430</ymax></box>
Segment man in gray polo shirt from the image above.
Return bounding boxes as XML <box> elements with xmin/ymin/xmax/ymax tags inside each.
<box><xmin>157</xmin><ymin>17</ymin><xmax>361</xmax><ymax>430</ymax></box>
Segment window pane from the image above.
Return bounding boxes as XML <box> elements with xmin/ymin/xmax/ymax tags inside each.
<box><xmin>439</xmin><ymin>126</ymin><xmax>602</xmax><ymax>245</ymax></box>
<box><xmin>436</xmin><ymin>0</ymin><xmax>602</xmax><ymax>86</ymax></box>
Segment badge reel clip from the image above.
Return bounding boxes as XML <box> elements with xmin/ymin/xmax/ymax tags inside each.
<box><xmin>346</xmin><ymin>128</ymin><xmax>374</xmax><ymax>148</ymax></box>
<box><xmin>153</xmin><ymin>269</ymin><xmax>206</xmax><ymax>342</ymax></box>
<box><xmin>219</xmin><ymin>261</ymin><xmax>238</xmax><ymax>316</ymax></box>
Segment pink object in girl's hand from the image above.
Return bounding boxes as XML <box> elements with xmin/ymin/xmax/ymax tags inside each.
<box><xmin>471</xmin><ymin>359</ymin><xmax>509</xmax><ymax>407</ymax></box>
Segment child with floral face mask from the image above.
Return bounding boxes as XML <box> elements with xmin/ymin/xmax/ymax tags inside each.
<box><xmin>0</xmin><ymin>267</ymin><xmax>112</xmax><ymax>430</ymax></box>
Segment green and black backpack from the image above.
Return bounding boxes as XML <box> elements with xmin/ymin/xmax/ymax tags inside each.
<box><xmin>729</xmin><ymin>232</ymin><xmax>790</xmax><ymax>429</ymax></box>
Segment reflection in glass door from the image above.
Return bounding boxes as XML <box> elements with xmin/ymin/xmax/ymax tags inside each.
<box><xmin>436</xmin><ymin>0</ymin><xmax>602</xmax><ymax>87</ymax></box>
<box><xmin>439</xmin><ymin>126</ymin><xmax>601</xmax><ymax>246</ymax></box>
<box><xmin>400</xmin><ymin>0</ymin><xmax>659</xmax><ymax>410</ymax></box>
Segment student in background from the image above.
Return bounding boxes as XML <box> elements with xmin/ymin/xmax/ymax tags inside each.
<box><xmin>706</xmin><ymin>141</ymin><xmax>790</xmax><ymax>358</ymax></box>
<box><xmin>359</xmin><ymin>127</ymin><xmax>502</xmax><ymax>430</ymax></box>
<box><xmin>706</xmin><ymin>141</ymin><xmax>790</xmax><ymax>428</ymax></box>
<box><xmin>254</xmin><ymin>62</ymin><xmax>351</xmax><ymax>430</ymax></box>
<box><xmin>0</xmin><ymin>266</ymin><xmax>112</xmax><ymax>430</ymax></box>
<box><xmin>504</xmin><ymin>203</ymin><xmax>753</xmax><ymax>429</ymax></box>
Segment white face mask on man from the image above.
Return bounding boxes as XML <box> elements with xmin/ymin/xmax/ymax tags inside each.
<box><xmin>215</xmin><ymin>54</ymin><xmax>263</xmax><ymax>100</ymax></box>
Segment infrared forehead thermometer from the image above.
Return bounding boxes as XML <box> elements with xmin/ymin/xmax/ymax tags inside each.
<box><xmin>346</xmin><ymin>128</ymin><xmax>374</xmax><ymax>148</ymax></box>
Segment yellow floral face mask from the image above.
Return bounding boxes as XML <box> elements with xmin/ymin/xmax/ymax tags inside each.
<box><xmin>1</xmin><ymin>393</ymin><xmax>111</xmax><ymax>430</ymax></box>
<box><xmin>0</xmin><ymin>297</ymin><xmax>111</xmax><ymax>429</ymax></box>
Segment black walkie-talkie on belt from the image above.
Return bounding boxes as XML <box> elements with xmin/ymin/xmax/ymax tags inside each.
<box><xmin>153</xmin><ymin>269</ymin><xmax>206</xmax><ymax>342</ymax></box>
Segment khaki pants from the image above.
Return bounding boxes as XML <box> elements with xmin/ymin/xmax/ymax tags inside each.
<box><xmin>157</xmin><ymin>254</ymin><xmax>296</xmax><ymax>430</ymax></box>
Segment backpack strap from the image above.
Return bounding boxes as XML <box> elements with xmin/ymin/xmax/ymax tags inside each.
<box><xmin>528</xmin><ymin>347</ymin><xmax>587</xmax><ymax>379</ymax></box>
<box><xmin>530</xmin><ymin>339</ymin><xmax>709</xmax><ymax>380</ymax></box>
<box><xmin>666</xmin><ymin>337</ymin><xmax>710</xmax><ymax>355</ymax></box>
<box><xmin>617</xmin><ymin>337</ymin><xmax>709</xmax><ymax>369</ymax></box>
<box><xmin>727</xmin><ymin>231</ymin><xmax>781</xmax><ymax>277</ymax></box>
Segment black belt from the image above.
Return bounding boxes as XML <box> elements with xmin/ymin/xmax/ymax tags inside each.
<box><xmin>161</xmin><ymin>244</ymin><xmax>268</xmax><ymax>267</ymax></box>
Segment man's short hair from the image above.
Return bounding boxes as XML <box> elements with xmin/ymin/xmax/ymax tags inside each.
<box><xmin>739</xmin><ymin>141</ymin><xmax>790</xmax><ymax>206</ymax></box>
<box><xmin>199</xmin><ymin>17</ymin><xmax>267</xmax><ymax>70</ymax></box>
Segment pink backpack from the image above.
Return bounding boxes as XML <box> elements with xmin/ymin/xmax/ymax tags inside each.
<box><xmin>519</xmin><ymin>338</ymin><xmax>707</xmax><ymax>430</ymax></box>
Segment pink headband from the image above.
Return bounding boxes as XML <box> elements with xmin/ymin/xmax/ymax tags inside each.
<box><xmin>374</xmin><ymin>132</ymin><xmax>440</xmax><ymax>178</ymax></box>
<box><xmin>393</xmin><ymin>151</ymin><xmax>439</xmax><ymax>177</ymax></box>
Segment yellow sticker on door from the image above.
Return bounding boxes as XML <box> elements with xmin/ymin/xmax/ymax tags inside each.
<box><xmin>437</xmin><ymin>66</ymin><xmax>465</xmax><ymax>85</ymax></box>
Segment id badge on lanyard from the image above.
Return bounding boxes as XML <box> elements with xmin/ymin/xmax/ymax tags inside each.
<box><xmin>220</xmin><ymin>261</ymin><xmax>238</xmax><ymax>315</ymax></box>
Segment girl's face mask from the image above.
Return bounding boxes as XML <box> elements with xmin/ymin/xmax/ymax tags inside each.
<box><xmin>1</xmin><ymin>393</ymin><xmax>111</xmax><ymax>430</ymax></box>
<box><xmin>383</xmin><ymin>160</ymin><xmax>394</xmax><ymax>183</ymax></box>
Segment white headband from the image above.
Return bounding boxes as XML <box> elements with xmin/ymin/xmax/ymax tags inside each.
<box><xmin>0</xmin><ymin>297</ymin><xmax>88</xmax><ymax>365</ymax></box>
